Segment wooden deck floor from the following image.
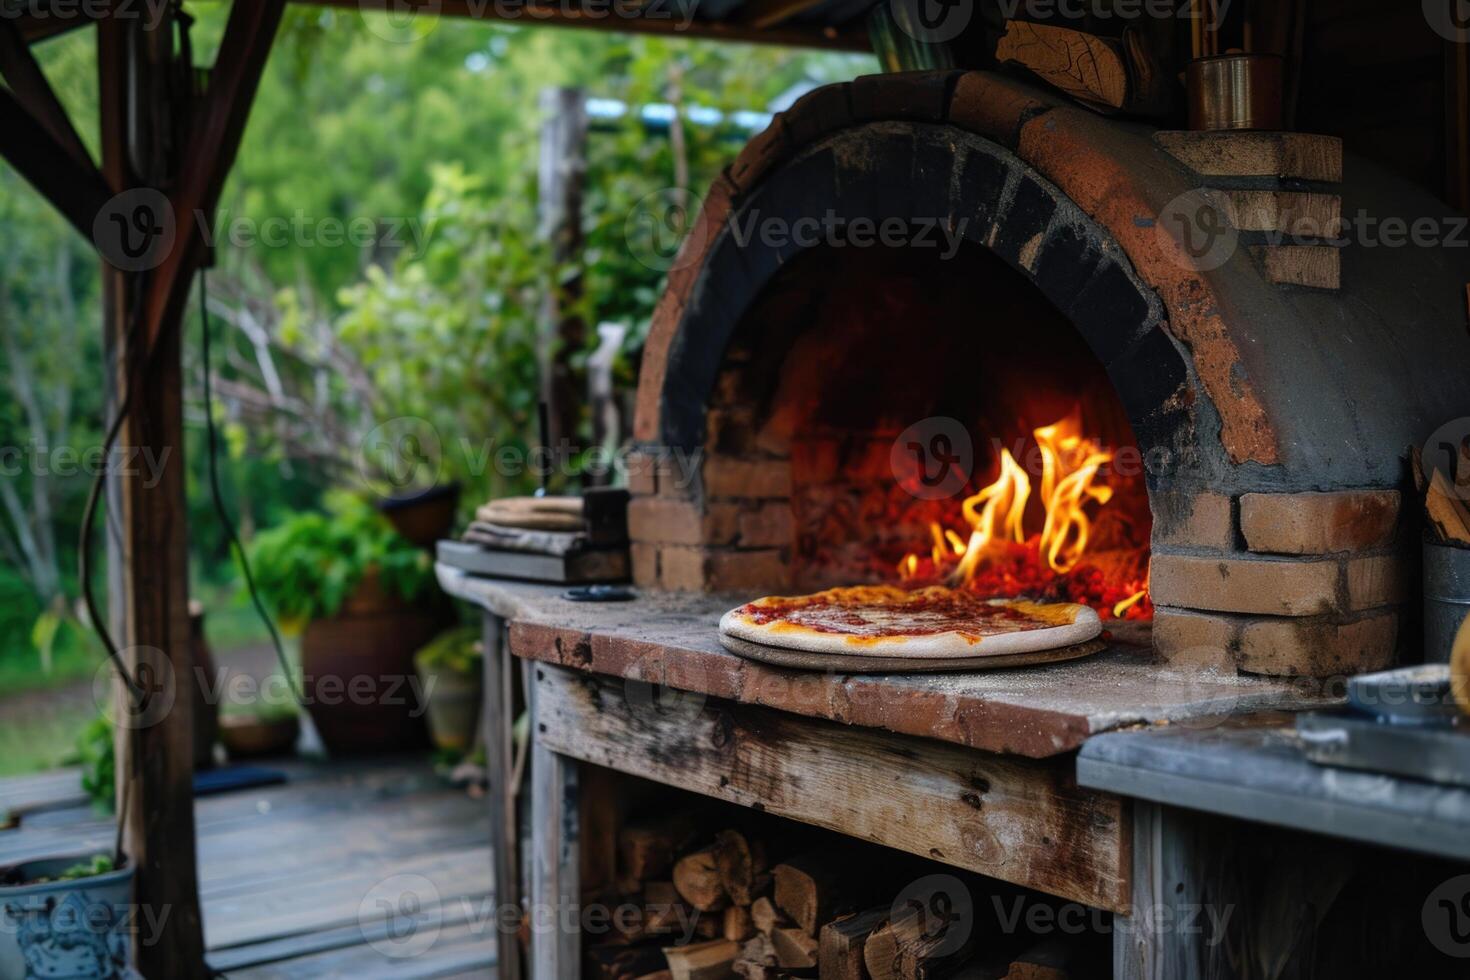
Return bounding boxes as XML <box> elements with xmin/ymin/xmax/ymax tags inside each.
<box><xmin>0</xmin><ymin>757</ymin><xmax>496</xmax><ymax>978</ymax></box>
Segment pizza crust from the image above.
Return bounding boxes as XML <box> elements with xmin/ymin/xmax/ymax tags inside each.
<box><xmin>719</xmin><ymin>586</ymin><xmax>1102</xmax><ymax>659</ymax></box>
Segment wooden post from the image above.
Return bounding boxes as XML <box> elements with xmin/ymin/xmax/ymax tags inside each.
<box><xmin>529</xmin><ymin>666</ymin><xmax>581</xmax><ymax>979</ymax></box>
<box><xmin>536</xmin><ymin>86</ymin><xmax>588</xmax><ymax>468</ymax></box>
<box><xmin>482</xmin><ymin>614</ymin><xmax>523</xmax><ymax>980</ymax></box>
<box><xmin>98</xmin><ymin>14</ymin><xmax>208</xmax><ymax>978</ymax></box>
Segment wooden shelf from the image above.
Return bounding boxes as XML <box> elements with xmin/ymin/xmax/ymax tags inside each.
<box><xmin>439</xmin><ymin>565</ymin><xmax>1329</xmax><ymax>759</ymax></box>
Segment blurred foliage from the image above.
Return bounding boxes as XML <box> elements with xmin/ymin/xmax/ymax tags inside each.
<box><xmin>0</xmin><ymin>10</ymin><xmax>871</xmax><ymax>769</ymax></box>
<box><xmin>414</xmin><ymin>624</ymin><xmax>482</xmax><ymax>676</ymax></box>
<box><xmin>76</xmin><ymin>714</ymin><xmax>115</xmax><ymax>813</ymax></box>
<box><xmin>244</xmin><ymin>492</ymin><xmax>434</xmax><ymax>628</ymax></box>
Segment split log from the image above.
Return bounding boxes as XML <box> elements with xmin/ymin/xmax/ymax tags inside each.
<box><xmin>674</xmin><ymin>847</ymin><xmax>730</xmax><ymax>911</ymax></box>
<box><xmin>771</xmin><ymin>925</ymin><xmax>820</xmax><ymax>970</ymax></box>
<box><xmin>1000</xmin><ymin>936</ymin><xmax>1076</xmax><ymax>980</ymax></box>
<box><xmin>995</xmin><ymin>20</ymin><xmax>1128</xmax><ymax>110</ymax></box>
<box><xmin>772</xmin><ymin>854</ymin><xmax>843</xmax><ymax>935</ymax></box>
<box><xmin>732</xmin><ymin>963</ymin><xmax>777</xmax><ymax>980</ymax></box>
<box><xmin>750</xmin><ymin>896</ymin><xmax>785</xmax><ymax>935</ymax></box>
<box><xmin>1427</xmin><ymin>470</ymin><xmax>1470</xmax><ymax>544</ymax></box>
<box><xmin>818</xmin><ymin>908</ymin><xmax>888</xmax><ymax>980</ymax></box>
<box><xmin>863</xmin><ymin>907</ymin><xmax>973</xmax><ymax>980</ymax></box>
<box><xmin>738</xmin><ymin>933</ymin><xmax>778</xmax><ymax>969</ymax></box>
<box><xmin>694</xmin><ymin>913</ymin><xmax>723</xmax><ymax>940</ymax></box>
<box><xmin>724</xmin><ymin>905</ymin><xmax>755</xmax><ymax>942</ymax></box>
<box><xmin>713</xmin><ymin>830</ymin><xmax>757</xmax><ymax>904</ymax></box>
<box><xmin>621</xmin><ymin>813</ymin><xmax>699</xmax><ymax>882</ymax></box>
<box><xmin>635</xmin><ymin>973</ymin><xmax>673</xmax><ymax>980</ymax></box>
<box><xmin>663</xmin><ymin>938</ymin><xmax>740</xmax><ymax>980</ymax></box>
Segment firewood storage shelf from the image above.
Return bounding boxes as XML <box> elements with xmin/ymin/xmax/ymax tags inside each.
<box><xmin>437</xmin><ymin>565</ymin><xmax>1331</xmax><ymax>978</ymax></box>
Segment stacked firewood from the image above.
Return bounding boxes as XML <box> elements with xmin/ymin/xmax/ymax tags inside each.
<box><xmin>588</xmin><ymin>812</ymin><xmax>1080</xmax><ymax>980</ymax></box>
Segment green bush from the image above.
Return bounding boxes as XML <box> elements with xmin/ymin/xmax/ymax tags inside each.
<box><xmin>245</xmin><ymin>493</ymin><xmax>433</xmax><ymax>629</ymax></box>
<box><xmin>75</xmin><ymin>714</ymin><xmax>115</xmax><ymax>813</ymax></box>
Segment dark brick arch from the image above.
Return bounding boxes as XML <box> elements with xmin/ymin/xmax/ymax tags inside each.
<box><xmin>651</xmin><ymin>122</ymin><xmax>1193</xmax><ymax>467</ymax></box>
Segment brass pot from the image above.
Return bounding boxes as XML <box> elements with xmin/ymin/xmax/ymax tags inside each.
<box><xmin>1187</xmin><ymin>54</ymin><xmax>1284</xmax><ymax>131</ymax></box>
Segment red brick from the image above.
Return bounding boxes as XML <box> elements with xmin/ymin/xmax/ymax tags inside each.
<box><xmin>658</xmin><ymin>545</ymin><xmax>706</xmax><ymax>591</ymax></box>
<box><xmin>728</xmin><ymin>114</ymin><xmax>791</xmax><ymax>193</ymax></box>
<box><xmin>1239</xmin><ymin>490</ymin><xmax>1400</xmax><ymax>555</ymax></box>
<box><xmin>781</xmin><ymin>82</ymin><xmax>853</xmax><ymax>149</ymax></box>
<box><xmin>1152</xmin><ymin>607</ymin><xmax>1238</xmax><ymax>669</ymax></box>
<box><xmin>633</xmin><ymin>290</ymin><xmax>685</xmax><ymax>442</ymax></box>
<box><xmin>947</xmin><ymin>71</ymin><xmax>1061</xmax><ymax>147</ymax></box>
<box><xmin>705</xmin><ymin>549</ymin><xmax>789</xmax><ymax>593</ymax></box>
<box><xmin>704</xmin><ymin>458</ymin><xmax>792</xmax><ymax>500</ymax></box>
<box><xmin>1345</xmin><ymin>554</ymin><xmax>1408</xmax><ymax>610</ymax></box>
<box><xmin>631</xmin><ymin>542</ymin><xmax>658</xmax><ymax>588</ymax></box>
<box><xmin>1153</xmin><ymin>131</ymin><xmax>1343</xmax><ymax>182</ymax></box>
<box><xmin>1151</xmin><ymin>491</ymin><xmax>1233</xmax><ymax>551</ymax></box>
<box><xmin>1148</xmin><ymin>554</ymin><xmax>1339</xmax><ymax>617</ymax></box>
<box><xmin>1237</xmin><ymin>612</ymin><xmax>1398</xmax><ymax>678</ymax></box>
<box><xmin>736</xmin><ymin>502</ymin><xmax>794</xmax><ymax>548</ymax></box>
<box><xmin>625</xmin><ymin>450</ymin><xmax>658</xmax><ymax>496</ymax></box>
<box><xmin>627</xmin><ymin>498</ymin><xmax>703</xmax><ymax>545</ymax></box>
<box><xmin>706</xmin><ymin>407</ymin><xmax>758</xmax><ymax>456</ymax></box>
<box><xmin>850</xmin><ymin>70</ymin><xmax>959</xmax><ymax>123</ymax></box>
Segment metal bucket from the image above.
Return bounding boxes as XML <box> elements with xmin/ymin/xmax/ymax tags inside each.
<box><xmin>1424</xmin><ymin>541</ymin><xmax>1470</xmax><ymax>663</ymax></box>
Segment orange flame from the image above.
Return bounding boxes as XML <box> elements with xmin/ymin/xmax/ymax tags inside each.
<box><xmin>899</xmin><ymin>411</ymin><xmax>1120</xmax><ymax>586</ymax></box>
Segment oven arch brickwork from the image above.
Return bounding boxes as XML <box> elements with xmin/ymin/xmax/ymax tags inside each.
<box><xmin>628</xmin><ymin>70</ymin><xmax>1470</xmax><ymax>677</ymax></box>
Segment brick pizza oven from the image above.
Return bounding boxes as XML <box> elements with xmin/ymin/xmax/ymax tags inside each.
<box><xmin>625</xmin><ymin>70</ymin><xmax>1470</xmax><ymax>679</ymax></box>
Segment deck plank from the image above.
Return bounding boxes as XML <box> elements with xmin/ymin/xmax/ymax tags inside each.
<box><xmin>0</xmin><ymin>755</ymin><xmax>495</xmax><ymax>976</ymax></box>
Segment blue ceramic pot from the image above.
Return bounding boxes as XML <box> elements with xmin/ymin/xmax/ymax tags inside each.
<box><xmin>0</xmin><ymin>854</ymin><xmax>135</xmax><ymax>979</ymax></box>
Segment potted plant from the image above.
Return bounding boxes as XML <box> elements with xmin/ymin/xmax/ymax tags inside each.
<box><xmin>414</xmin><ymin>626</ymin><xmax>483</xmax><ymax>752</ymax></box>
<box><xmin>247</xmin><ymin>493</ymin><xmax>442</xmax><ymax>754</ymax></box>
<box><xmin>0</xmin><ymin>854</ymin><xmax>134</xmax><ymax>979</ymax></box>
<box><xmin>220</xmin><ymin>698</ymin><xmax>301</xmax><ymax>759</ymax></box>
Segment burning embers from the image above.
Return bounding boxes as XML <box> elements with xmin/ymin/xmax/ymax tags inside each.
<box><xmin>897</xmin><ymin>412</ymin><xmax>1152</xmax><ymax>621</ymax></box>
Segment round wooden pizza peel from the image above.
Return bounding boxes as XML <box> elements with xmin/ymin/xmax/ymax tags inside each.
<box><xmin>718</xmin><ymin>633</ymin><xmax>1107</xmax><ymax>673</ymax></box>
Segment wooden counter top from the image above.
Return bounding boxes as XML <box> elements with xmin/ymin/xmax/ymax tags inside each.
<box><xmin>439</xmin><ymin>565</ymin><xmax>1331</xmax><ymax>759</ymax></box>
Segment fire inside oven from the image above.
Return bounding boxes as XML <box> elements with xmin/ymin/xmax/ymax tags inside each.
<box><xmin>720</xmin><ymin>239</ymin><xmax>1153</xmax><ymax>620</ymax></box>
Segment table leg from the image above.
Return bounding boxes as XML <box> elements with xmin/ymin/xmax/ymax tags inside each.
<box><xmin>529</xmin><ymin>664</ymin><xmax>580</xmax><ymax>979</ymax></box>
<box><xmin>482</xmin><ymin>614</ymin><xmax>521</xmax><ymax>980</ymax></box>
<box><xmin>1114</xmin><ymin>802</ymin><xmax>1207</xmax><ymax>980</ymax></box>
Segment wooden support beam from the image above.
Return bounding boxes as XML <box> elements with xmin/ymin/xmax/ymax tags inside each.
<box><xmin>0</xmin><ymin>16</ymin><xmax>97</xmax><ymax>175</ymax></box>
<box><xmin>298</xmin><ymin>0</ymin><xmax>870</xmax><ymax>51</ymax></box>
<box><xmin>533</xmin><ymin>663</ymin><xmax>1131</xmax><ymax>913</ymax></box>
<box><xmin>536</xmin><ymin>86</ymin><xmax>587</xmax><ymax>462</ymax></box>
<box><xmin>98</xmin><ymin>12</ymin><xmax>207</xmax><ymax>978</ymax></box>
<box><xmin>736</xmin><ymin>0</ymin><xmax>830</xmax><ymax>31</ymax></box>
<box><xmin>0</xmin><ymin>85</ymin><xmax>111</xmax><ymax>239</ymax></box>
<box><xmin>140</xmin><ymin>0</ymin><xmax>286</xmax><ymax>349</ymax></box>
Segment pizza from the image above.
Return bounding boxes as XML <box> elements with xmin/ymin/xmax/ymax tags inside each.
<box><xmin>718</xmin><ymin>585</ymin><xmax>1101</xmax><ymax>658</ymax></box>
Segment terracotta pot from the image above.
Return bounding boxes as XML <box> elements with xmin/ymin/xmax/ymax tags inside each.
<box><xmin>300</xmin><ymin>588</ymin><xmax>441</xmax><ymax>754</ymax></box>
<box><xmin>220</xmin><ymin>713</ymin><xmax>299</xmax><ymax>759</ymax></box>
<box><xmin>379</xmin><ymin>483</ymin><xmax>461</xmax><ymax>548</ymax></box>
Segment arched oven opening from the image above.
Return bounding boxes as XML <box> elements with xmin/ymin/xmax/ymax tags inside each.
<box><xmin>715</xmin><ymin>240</ymin><xmax>1153</xmax><ymax>622</ymax></box>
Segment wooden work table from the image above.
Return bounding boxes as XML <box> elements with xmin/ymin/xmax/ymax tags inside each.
<box><xmin>437</xmin><ymin>565</ymin><xmax>1331</xmax><ymax>979</ymax></box>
